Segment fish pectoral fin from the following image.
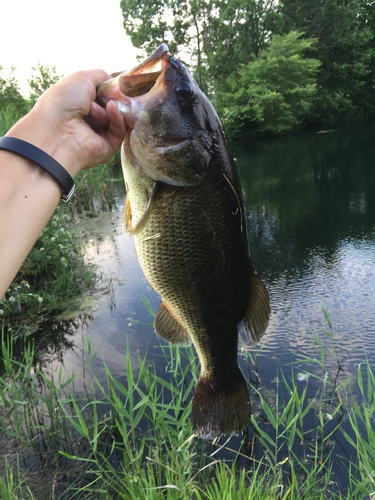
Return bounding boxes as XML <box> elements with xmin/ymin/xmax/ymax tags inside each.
<box><xmin>124</xmin><ymin>194</ymin><xmax>133</xmax><ymax>232</ymax></box>
<box><xmin>239</xmin><ymin>265</ymin><xmax>271</xmax><ymax>345</ymax></box>
<box><xmin>124</xmin><ymin>182</ymin><xmax>158</xmax><ymax>235</ymax></box>
<box><xmin>154</xmin><ymin>301</ymin><xmax>191</xmax><ymax>346</ymax></box>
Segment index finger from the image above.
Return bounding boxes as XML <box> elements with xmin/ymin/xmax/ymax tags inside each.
<box><xmin>84</xmin><ymin>69</ymin><xmax>113</xmax><ymax>88</ymax></box>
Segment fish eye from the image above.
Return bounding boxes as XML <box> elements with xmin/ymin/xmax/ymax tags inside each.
<box><xmin>175</xmin><ymin>81</ymin><xmax>194</xmax><ymax>103</ymax></box>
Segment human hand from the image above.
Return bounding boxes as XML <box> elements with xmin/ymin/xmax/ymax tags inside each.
<box><xmin>6</xmin><ymin>70</ymin><xmax>127</xmax><ymax>177</ymax></box>
<box><xmin>0</xmin><ymin>70</ymin><xmax>126</xmax><ymax>299</ymax></box>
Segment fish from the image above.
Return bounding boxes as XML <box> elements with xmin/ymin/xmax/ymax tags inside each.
<box><xmin>97</xmin><ymin>44</ymin><xmax>270</xmax><ymax>438</ymax></box>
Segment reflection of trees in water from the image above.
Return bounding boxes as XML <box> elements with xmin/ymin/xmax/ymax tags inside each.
<box><xmin>235</xmin><ymin>123</ymin><xmax>375</xmax><ymax>278</ymax></box>
<box><xmin>1</xmin><ymin>314</ymin><xmax>93</xmax><ymax>376</ymax></box>
<box><xmin>31</xmin><ymin>314</ymin><xmax>93</xmax><ymax>371</ymax></box>
<box><xmin>70</xmin><ymin>190</ymin><xmax>119</xmax><ymax>215</ymax></box>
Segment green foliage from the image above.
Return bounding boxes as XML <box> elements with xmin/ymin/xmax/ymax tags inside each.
<box><xmin>120</xmin><ymin>0</ymin><xmax>175</xmax><ymax>53</ymax></box>
<box><xmin>342</xmin><ymin>361</ymin><xmax>375</xmax><ymax>496</ymax></box>
<box><xmin>28</xmin><ymin>62</ymin><xmax>63</xmax><ymax>106</ymax></box>
<box><xmin>280</xmin><ymin>0</ymin><xmax>375</xmax><ymax>122</ymax></box>
<box><xmin>0</xmin><ymin>310</ymin><xmax>373</xmax><ymax>498</ymax></box>
<box><xmin>119</xmin><ymin>0</ymin><xmax>281</xmax><ymax>99</ymax></box>
<box><xmin>0</xmin><ymin>66</ymin><xmax>28</xmax><ymax>118</ymax></box>
<box><xmin>120</xmin><ymin>0</ymin><xmax>375</xmax><ymax>133</ymax></box>
<box><xmin>0</xmin><ymin>458</ymin><xmax>33</xmax><ymax>500</ymax></box>
<box><xmin>73</xmin><ymin>152</ymin><xmax>119</xmax><ymax>197</ymax></box>
<box><xmin>0</xmin><ymin>209</ymin><xmax>95</xmax><ymax>326</ymax></box>
<box><xmin>198</xmin><ymin>0</ymin><xmax>282</xmax><ymax>94</ymax></box>
<box><xmin>0</xmin><ymin>105</ymin><xmax>22</xmax><ymax>137</ymax></box>
<box><xmin>221</xmin><ymin>32</ymin><xmax>320</xmax><ymax>136</ymax></box>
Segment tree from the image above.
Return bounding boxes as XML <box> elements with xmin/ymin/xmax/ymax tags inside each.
<box><xmin>28</xmin><ymin>63</ymin><xmax>62</xmax><ymax>106</ymax></box>
<box><xmin>221</xmin><ymin>31</ymin><xmax>320</xmax><ymax>136</ymax></box>
<box><xmin>119</xmin><ymin>0</ymin><xmax>375</xmax><ymax>131</ymax></box>
<box><xmin>196</xmin><ymin>0</ymin><xmax>282</xmax><ymax>101</ymax></box>
<box><xmin>279</xmin><ymin>0</ymin><xmax>375</xmax><ymax>122</ymax></box>
<box><xmin>120</xmin><ymin>0</ymin><xmax>177</xmax><ymax>53</ymax></box>
<box><xmin>0</xmin><ymin>66</ymin><xmax>28</xmax><ymax>118</ymax></box>
<box><xmin>119</xmin><ymin>0</ymin><xmax>281</xmax><ymax>98</ymax></box>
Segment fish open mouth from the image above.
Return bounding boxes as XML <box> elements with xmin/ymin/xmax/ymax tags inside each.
<box><xmin>96</xmin><ymin>44</ymin><xmax>212</xmax><ymax>186</ymax></box>
<box><xmin>96</xmin><ymin>43</ymin><xmax>171</xmax><ymax>127</ymax></box>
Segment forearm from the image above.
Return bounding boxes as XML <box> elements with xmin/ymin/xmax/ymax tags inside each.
<box><xmin>0</xmin><ymin>105</ymin><xmax>81</xmax><ymax>299</ymax></box>
<box><xmin>0</xmin><ymin>142</ymin><xmax>62</xmax><ymax>299</ymax></box>
<box><xmin>0</xmin><ymin>70</ymin><xmax>126</xmax><ymax>300</ymax></box>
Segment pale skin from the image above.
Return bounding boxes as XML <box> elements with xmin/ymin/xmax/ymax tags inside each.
<box><xmin>0</xmin><ymin>70</ymin><xmax>127</xmax><ymax>300</ymax></box>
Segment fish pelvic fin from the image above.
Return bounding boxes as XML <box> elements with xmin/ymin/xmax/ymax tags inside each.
<box><xmin>239</xmin><ymin>266</ymin><xmax>271</xmax><ymax>345</ymax></box>
<box><xmin>154</xmin><ymin>301</ymin><xmax>192</xmax><ymax>346</ymax></box>
<box><xmin>191</xmin><ymin>367</ymin><xmax>251</xmax><ymax>439</ymax></box>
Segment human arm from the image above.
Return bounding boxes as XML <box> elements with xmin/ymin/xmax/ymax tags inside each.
<box><xmin>0</xmin><ymin>70</ymin><xmax>126</xmax><ymax>299</ymax></box>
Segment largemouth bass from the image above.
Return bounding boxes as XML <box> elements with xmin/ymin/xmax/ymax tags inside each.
<box><xmin>97</xmin><ymin>44</ymin><xmax>270</xmax><ymax>438</ymax></box>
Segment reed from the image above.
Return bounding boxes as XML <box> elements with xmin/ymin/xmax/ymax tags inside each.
<box><xmin>0</xmin><ymin>311</ymin><xmax>373</xmax><ymax>499</ymax></box>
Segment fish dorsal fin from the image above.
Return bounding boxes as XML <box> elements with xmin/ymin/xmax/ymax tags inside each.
<box><xmin>154</xmin><ymin>301</ymin><xmax>192</xmax><ymax>346</ymax></box>
<box><xmin>239</xmin><ymin>265</ymin><xmax>271</xmax><ymax>345</ymax></box>
<box><xmin>123</xmin><ymin>182</ymin><xmax>158</xmax><ymax>235</ymax></box>
<box><xmin>124</xmin><ymin>194</ymin><xmax>133</xmax><ymax>232</ymax></box>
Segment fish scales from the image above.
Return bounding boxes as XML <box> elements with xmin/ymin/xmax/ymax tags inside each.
<box><xmin>97</xmin><ymin>43</ymin><xmax>270</xmax><ymax>438</ymax></box>
<box><xmin>135</xmin><ymin>169</ymin><xmax>250</xmax><ymax>368</ymax></box>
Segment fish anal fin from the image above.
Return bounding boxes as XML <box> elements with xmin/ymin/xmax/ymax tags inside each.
<box><xmin>154</xmin><ymin>301</ymin><xmax>191</xmax><ymax>346</ymax></box>
<box><xmin>239</xmin><ymin>266</ymin><xmax>271</xmax><ymax>345</ymax></box>
<box><xmin>123</xmin><ymin>195</ymin><xmax>132</xmax><ymax>232</ymax></box>
<box><xmin>191</xmin><ymin>367</ymin><xmax>251</xmax><ymax>438</ymax></box>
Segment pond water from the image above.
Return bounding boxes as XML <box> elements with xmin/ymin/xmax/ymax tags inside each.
<box><xmin>28</xmin><ymin>123</ymin><xmax>375</xmax><ymax>493</ymax></box>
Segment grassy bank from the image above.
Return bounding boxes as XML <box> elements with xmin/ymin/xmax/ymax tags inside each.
<box><xmin>0</xmin><ymin>104</ymin><xmax>121</xmax><ymax>335</ymax></box>
<box><xmin>0</xmin><ymin>207</ymin><xmax>96</xmax><ymax>336</ymax></box>
<box><xmin>0</xmin><ymin>311</ymin><xmax>374</xmax><ymax>499</ymax></box>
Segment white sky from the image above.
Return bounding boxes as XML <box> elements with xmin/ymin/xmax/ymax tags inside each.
<box><xmin>1</xmin><ymin>0</ymin><xmax>141</xmax><ymax>97</ymax></box>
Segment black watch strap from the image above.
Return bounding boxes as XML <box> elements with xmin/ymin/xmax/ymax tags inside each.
<box><xmin>0</xmin><ymin>136</ymin><xmax>75</xmax><ymax>202</ymax></box>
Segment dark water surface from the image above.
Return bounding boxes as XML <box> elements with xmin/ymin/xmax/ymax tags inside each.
<box><xmin>35</xmin><ymin>123</ymin><xmax>375</xmax><ymax>492</ymax></box>
<box><xmin>240</xmin><ymin>124</ymin><xmax>375</xmax><ymax>372</ymax></box>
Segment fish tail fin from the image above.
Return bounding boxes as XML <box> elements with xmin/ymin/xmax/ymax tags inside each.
<box><xmin>191</xmin><ymin>367</ymin><xmax>251</xmax><ymax>438</ymax></box>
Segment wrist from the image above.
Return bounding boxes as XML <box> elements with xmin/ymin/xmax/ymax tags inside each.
<box><xmin>0</xmin><ymin>137</ymin><xmax>75</xmax><ymax>202</ymax></box>
<box><xmin>6</xmin><ymin>110</ymin><xmax>81</xmax><ymax>179</ymax></box>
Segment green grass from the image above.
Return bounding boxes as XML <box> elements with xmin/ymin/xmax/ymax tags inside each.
<box><xmin>0</xmin><ymin>209</ymin><xmax>96</xmax><ymax>335</ymax></box>
<box><xmin>0</xmin><ymin>312</ymin><xmax>375</xmax><ymax>498</ymax></box>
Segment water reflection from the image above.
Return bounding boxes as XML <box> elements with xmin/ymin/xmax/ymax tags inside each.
<box><xmin>234</xmin><ymin>123</ymin><xmax>375</xmax><ymax>377</ymax></box>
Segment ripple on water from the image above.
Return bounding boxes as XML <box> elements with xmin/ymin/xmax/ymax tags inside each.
<box><xmin>260</xmin><ymin>236</ymin><xmax>375</xmax><ymax>376</ymax></box>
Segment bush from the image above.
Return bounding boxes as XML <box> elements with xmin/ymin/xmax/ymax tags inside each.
<box><xmin>221</xmin><ymin>31</ymin><xmax>320</xmax><ymax>136</ymax></box>
<box><xmin>0</xmin><ymin>208</ymin><xmax>96</xmax><ymax>328</ymax></box>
